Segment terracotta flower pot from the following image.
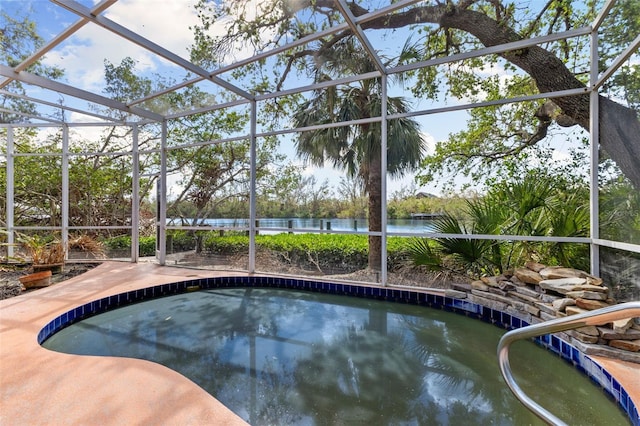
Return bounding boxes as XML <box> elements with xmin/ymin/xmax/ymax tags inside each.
<box><xmin>19</xmin><ymin>270</ymin><xmax>52</xmax><ymax>289</ymax></box>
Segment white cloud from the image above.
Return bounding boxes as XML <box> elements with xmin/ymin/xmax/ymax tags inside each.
<box><xmin>33</xmin><ymin>0</ymin><xmax>289</xmax><ymax>106</ymax></box>
<box><xmin>41</xmin><ymin>0</ymin><xmax>203</xmax><ymax>93</ymax></box>
<box><xmin>104</xmin><ymin>0</ymin><xmax>201</xmax><ymax>59</ymax></box>
<box><xmin>421</xmin><ymin>131</ymin><xmax>436</xmax><ymax>154</ymax></box>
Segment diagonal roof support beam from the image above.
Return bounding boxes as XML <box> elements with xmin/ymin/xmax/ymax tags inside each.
<box><xmin>334</xmin><ymin>0</ymin><xmax>387</xmax><ymax>74</ymax></box>
<box><xmin>0</xmin><ymin>0</ymin><xmax>118</xmax><ymax>90</ymax></box>
<box><xmin>51</xmin><ymin>0</ymin><xmax>254</xmax><ymax>101</ymax></box>
<box><xmin>128</xmin><ymin>0</ymin><xmax>422</xmax><ymax>107</ymax></box>
<box><xmin>0</xmin><ymin>107</ymin><xmax>63</xmax><ymax>124</ymax></box>
<box><xmin>256</xmin><ymin>71</ymin><xmax>381</xmax><ymax>101</ymax></box>
<box><xmin>592</xmin><ymin>0</ymin><xmax>617</xmax><ymax>31</ymax></box>
<box><xmin>17</xmin><ymin>0</ymin><xmax>117</xmax><ymax>73</ymax></box>
<box><xmin>353</xmin><ymin>0</ymin><xmax>424</xmax><ymax>26</ymax></box>
<box><xmin>594</xmin><ymin>33</ymin><xmax>640</xmax><ymax>90</ymax></box>
<box><xmin>0</xmin><ymin>90</ymin><xmax>124</xmax><ymax>123</ymax></box>
<box><xmin>127</xmin><ymin>22</ymin><xmax>353</xmax><ymax>107</ymax></box>
<box><xmin>0</xmin><ymin>65</ymin><xmax>164</xmax><ymax>121</ymax></box>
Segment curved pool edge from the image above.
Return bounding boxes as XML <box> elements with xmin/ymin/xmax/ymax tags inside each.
<box><xmin>0</xmin><ymin>262</ymin><xmax>248</xmax><ymax>426</ymax></box>
<box><xmin>1</xmin><ymin>261</ymin><xmax>638</xmax><ymax>426</ymax></box>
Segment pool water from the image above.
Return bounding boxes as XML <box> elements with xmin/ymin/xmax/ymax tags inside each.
<box><xmin>43</xmin><ymin>288</ymin><xmax>629</xmax><ymax>425</ymax></box>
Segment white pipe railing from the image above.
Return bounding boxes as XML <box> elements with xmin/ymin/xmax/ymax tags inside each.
<box><xmin>497</xmin><ymin>301</ymin><xmax>640</xmax><ymax>425</ymax></box>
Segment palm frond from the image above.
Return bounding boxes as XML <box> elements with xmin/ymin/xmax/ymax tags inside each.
<box><xmin>407</xmin><ymin>238</ymin><xmax>443</xmax><ymax>270</ymax></box>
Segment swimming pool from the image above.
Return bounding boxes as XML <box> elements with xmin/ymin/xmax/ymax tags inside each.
<box><xmin>40</xmin><ymin>276</ymin><xmax>635</xmax><ymax>425</ymax></box>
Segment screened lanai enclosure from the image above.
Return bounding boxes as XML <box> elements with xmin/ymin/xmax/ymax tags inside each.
<box><xmin>1</xmin><ymin>0</ymin><xmax>639</xmax><ymax>300</ymax></box>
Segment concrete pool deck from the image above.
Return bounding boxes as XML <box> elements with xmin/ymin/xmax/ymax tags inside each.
<box><xmin>0</xmin><ymin>262</ymin><xmax>247</xmax><ymax>425</ymax></box>
<box><xmin>1</xmin><ymin>261</ymin><xmax>638</xmax><ymax>425</ymax></box>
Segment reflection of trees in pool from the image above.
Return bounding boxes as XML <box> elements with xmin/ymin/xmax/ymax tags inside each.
<box><xmin>400</xmin><ymin>315</ymin><xmax>521</xmax><ymax>424</ymax></box>
<box><xmin>45</xmin><ymin>289</ymin><xmax>629</xmax><ymax>425</ymax></box>
<box><xmin>56</xmin><ymin>292</ymin><xmax>521</xmax><ymax>424</ymax></box>
<box><xmin>293</xmin><ymin>323</ymin><xmax>424</xmax><ymax>425</ymax></box>
<box><xmin>250</xmin><ymin>352</ymin><xmax>303</xmax><ymax>425</ymax></box>
<box><xmin>398</xmin><ymin>312</ymin><xmax>624</xmax><ymax>426</ymax></box>
<box><xmin>196</xmin><ymin>289</ymin><xmax>311</xmax><ymax>424</ymax></box>
<box><xmin>290</xmin><ymin>308</ymin><xmax>525</xmax><ymax>425</ymax></box>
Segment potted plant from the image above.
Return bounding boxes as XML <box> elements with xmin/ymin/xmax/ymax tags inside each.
<box><xmin>17</xmin><ymin>233</ymin><xmax>66</xmax><ymax>274</ymax></box>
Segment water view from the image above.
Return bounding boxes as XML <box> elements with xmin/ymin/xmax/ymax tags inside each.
<box><xmin>168</xmin><ymin>217</ymin><xmax>437</xmax><ymax>234</ymax></box>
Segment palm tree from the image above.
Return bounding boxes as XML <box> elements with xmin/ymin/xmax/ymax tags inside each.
<box><xmin>292</xmin><ymin>40</ymin><xmax>424</xmax><ymax>271</ymax></box>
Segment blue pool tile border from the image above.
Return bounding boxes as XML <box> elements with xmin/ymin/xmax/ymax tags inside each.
<box><xmin>37</xmin><ymin>275</ymin><xmax>639</xmax><ymax>426</ymax></box>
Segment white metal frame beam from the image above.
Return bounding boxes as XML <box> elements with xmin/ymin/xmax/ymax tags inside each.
<box><xmin>5</xmin><ymin>129</ymin><xmax>15</xmax><ymax>258</ymax></box>
<box><xmin>0</xmin><ymin>90</ymin><xmax>124</xmax><ymax>123</ymax></box>
<box><xmin>0</xmin><ymin>0</ymin><xmax>118</xmax><ymax>90</ymax></box>
<box><xmin>391</xmin><ymin>26</ymin><xmax>592</xmax><ymax>75</ymax></box>
<box><xmin>61</xmin><ymin>125</ymin><xmax>69</xmax><ymax>256</ymax></box>
<box><xmin>132</xmin><ymin>25</ymin><xmax>594</xmax><ymax>121</ymax></box>
<box><xmin>0</xmin><ymin>65</ymin><xmax>164</xmax><ymax>121</ymax></box>
<box><xmin>126</xmin><ymin>0</ymin><xmax>422</xmax><ymax>109</ymax></box>
<box><xmin>589</xmin><ymin>27</ymin><xmax>600</xmax><ymax>277</ymax></box>
<box><xmin>0</xmin><ymin>107</ymin><xmax>63</xmax><ymax>124</ymax></box>
<box><xmin>335</xmin><ymin>0</ymin><xmax>387</xmax><ymax>74</ymax></box>
<box><xmin>51</xmin><ymin>0</ymin><xmax>254</xmax><ymax>101</ymax></box>
<box><xmin>131</xmin><ymin>124</ymin><xmax>140</xmax><ymax>262</ymax></box>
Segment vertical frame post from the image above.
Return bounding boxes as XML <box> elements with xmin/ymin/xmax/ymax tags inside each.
<box><xmin>249</xmin><ymin>100</ymin><xmax>257</xmax><ymax>273</ymax></box>
<box><xmin>380</xmin><ymin>74</ymin><xmax>388</xmax><ymax>286</ymax></box>
<box><xmin>131</xmin><ymin>123</ymin><xmax>140</xmax><ymax>262</ymax></box>
<box><xmin>158</xmin><ymin>121</ymin><xmax>167</xmax><ymax>265</ymax></box>
<box><xmin>6</xmin><ymin>127</ymin><xmax>14</xmax><ymax>258</ymax></box>
<box><xmin>61</xmin><ymin>125</ymin><xmax>69</xmax><ymax>258</ymax></box>
<box><xmin>589</xmin><ymin>28</ymin><xmax>600</xmax><ymax>276</ymax></box>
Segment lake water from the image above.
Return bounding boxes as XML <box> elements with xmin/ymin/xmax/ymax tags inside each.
<box><xmin>168</xmin><ymin>217</ymin><xmax>436</xmax><ymax>234</ymax></box>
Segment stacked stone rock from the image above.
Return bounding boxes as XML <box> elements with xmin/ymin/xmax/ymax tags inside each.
<box><xmin>446</xmin><ymin>262</ymin><xmax>640</xmax><ymax>363</ymax></box>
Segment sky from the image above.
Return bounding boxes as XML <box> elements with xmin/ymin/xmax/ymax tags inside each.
<box><xmin>2</xmin><ymin>0</ymin><xmax>455</xmax><ymax>196</ymax></box>
<box><xmin>1</xmin><ymin>0</ymin><xmax>587</xmax><ymax>198</ymax></box>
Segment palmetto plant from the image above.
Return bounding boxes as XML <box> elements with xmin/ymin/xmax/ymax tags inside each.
<box><xmin>408</xmin><ymin>172</ymin><xmax>591</xmax><ymax>275</ymax></box>
<box><xmin>544</xmin><ymin>191</ymin><xmax>590</xmax><ymax>270</ymax></box>
<box><xmin>409</xmin><ymin>210</ymin><xmax>502</xmax><ymax>277</ymax></box>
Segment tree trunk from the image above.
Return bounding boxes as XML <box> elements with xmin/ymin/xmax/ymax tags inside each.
<box><xmin>367</xmin><ymin>153</ymin><xmax>383</xmax><ymax>272</ymax></box>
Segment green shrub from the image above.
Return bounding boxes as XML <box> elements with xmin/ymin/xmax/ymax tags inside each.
<box><xmin>103</xmin><ymin>235</ymin><xmax>156</xmax><ymax>257</ymax></box>
<box><xmin>102</xmin><ymin>235</ymin><xmax>132</xmax><ymax>250</ymax></box>
<box><xmin>166</xmin><ymin>230</ymin><xmax>196</xmax><ymax>251</ymax></box>
<box><xmin>200</xmin><ymin>233</ymin><xmax>415</xmax><ymax>272</ymax></box>
<box><xmin>102</xmin><ymin>233</ymin><xmax>444</xmax><ymax>273</ymax></box>
<box><xmin>261</xmin><ymin>234</ymin><xmax>369</xmax><ymax>270</ymax></box>
<box><xmin>203</xmin><ymin>233</ymin><xmax>249</xmax><ymax>254</ymax></box>
<box><xmin>139</xmin><ymin>236</ymin><xmax>156</xmax><ymax>256</ymax></box>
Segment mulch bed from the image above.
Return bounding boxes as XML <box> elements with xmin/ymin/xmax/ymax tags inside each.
<box><xmin>1</xmin><ymin>255</ymin><xmax>460</xmax><ymax>301</ymax></box>
<box><xmin>0</xmin><ymin>263</ymin><xmax>101</xmax><ymax>300</ymax></box>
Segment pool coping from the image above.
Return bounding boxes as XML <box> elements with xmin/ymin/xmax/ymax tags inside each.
<box><xmin>1</xmin><ymin>262</ymin><xmax>638</xmax><ymax>425</ymax></box>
